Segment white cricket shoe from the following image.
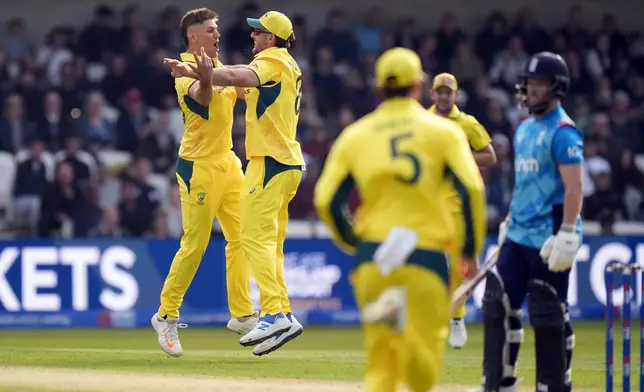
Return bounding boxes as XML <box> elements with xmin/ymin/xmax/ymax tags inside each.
<box><xmin>253</xmin><ymin>313</ymin><xmax>304</xmax><ymax>356</ymax></box>
<box><xmin>449</xmin><ymin>318</ymin><xmax>467</xmax><ymax>349</ymax></box>
<box><xmin>239</xmin><ymin>312</ymin><xmax>291</xmax><ymax>347</ymax></box>
<box><xmin>227</xmin><ymin>312</ymin><xmax>259</xmax><ymax>335</ymax></box>
<box><xmin>151</xmin><ymin>312</ymin><xmax>186</xmax><ymax>357</ymax></box>
<box><xmin>361</xmin><ymin>287</ymin><xmax>406</xmax><ymax>331</ymax></box>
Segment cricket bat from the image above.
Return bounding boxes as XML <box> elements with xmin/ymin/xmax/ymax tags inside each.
<box><xmin>450</xmin><ymin>248</ymin><xmax>500</xmax><ymax>315</ymax></box>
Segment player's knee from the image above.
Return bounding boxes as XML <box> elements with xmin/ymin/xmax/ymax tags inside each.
<box><xmin>527</xmin><ymin>279</ymin><xmax>565</xmax><ymax>327</ymax></box>
<box><xmin>507</xmin><ymin>310</ymin><xmax>524</xmax><ymax>344</ymax></box>
<box><xmin>482</xmin><ymin>270</ymin><xmax>510</xmax><ymax>318</ymax></box>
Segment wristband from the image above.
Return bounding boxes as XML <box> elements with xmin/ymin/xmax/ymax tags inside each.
<box><xmin>560</xmin><ymin>224</ymin><xmax>576</xmax><ymax>233</ymax></box>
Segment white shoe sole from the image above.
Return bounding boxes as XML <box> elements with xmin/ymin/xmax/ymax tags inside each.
<box><xmin>239</xmin><ymin>317</ymin><xmax>291</xmax><ymax>347</ymax></box>
<box><xmin>253</xmin><ymin>324</ymin><xmax>303</xmax><ymax>356</ymax></box>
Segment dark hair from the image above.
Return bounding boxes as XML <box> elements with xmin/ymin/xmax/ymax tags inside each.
<box><xmin>381</xmin><ymin>76</ymin><xmax>413</xmax><ymax>98</ymax></box>
<box><xmin>275</xmin><ymin>37</ymin><xmax>292</xmax><ymax>49</ymax></box>
<box><xmin>383</xmin><ymin>86</ymin><xmax>412</xmax><ymax>98</ymax></box>
<box><xmin>179</xmin><ymin>8</ymin><xmax>218</xmax><ymax>49</ymax></box>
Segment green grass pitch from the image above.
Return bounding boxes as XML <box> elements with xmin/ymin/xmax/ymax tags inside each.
<box><xmin>0</xmin><ymin>321</ymin><xmax>637</xmax><ymax>391</ymax></box>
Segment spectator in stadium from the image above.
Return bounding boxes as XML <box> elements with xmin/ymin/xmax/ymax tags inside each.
<box><xmin>511</xmin><ymin>7</ymin><xmax>549</xmax><ymax>55</ymax></box>
<box><xmin>88</xmin><ymin>205</ymin><xmax>128</xmax><ymax>238</ymax></box>
<box><xmin>36</xmin><ymin>27</ymin><xmax>74</xmax><ymax>87</ymax></box>
<box><xmin>154</xmin><ymin>6</ymin><xmax>183</xmax><ymax>58</ymax></box>
<box><xmin>475</xmin><ymin>11</ymin><xmax>509</xmax><ymax>69</ymax></box>
<box><xmin>223</xmin><ymin>2</ymin><xmax>259</xmax><ymax>61</ymax></box>
<box><xmin>393</xmin><ymin>17</ymin><xmax>418</xmax><ymax>51</ymax></box>
<box><xmin>312</xmin><ymin>9</ymin><xmax>358</xmax><ymax>66</ymax></box>
<box><xmin>13</xmin><ymin>69</ymin><xmax>42</xmax><ymax>120</ymax></box>
<box><xmin>115</xmin><ymin>88</ymin><xmax>151</xmax><ymax>153</ymax></box>
<box><xmin>611</xmin><ymin>91</ymin><xmax>642</xmax><ymax>152</ymax></box>
<box><xmin>101</xmin><ymin>55</ymin><xmax>133</xmax><ymax>107</ymax></box>
<box><xmin>77</xmin><ymin>5</ymin><xmax>118</xmax><ymax>63</ymax></box>
<box><xmin>311</xmin><ymin>46</ymin><xmax>344</xmax><ymax>118</ymax></box>
<box><xmin>147</xmin><ymin>210</ymin><xmax>171</xmax><ymax>240</ymax></box>
<box><xmin>56</xmin><ymin>62</ymin><xmax>85</xmax><ymax>115</ymax></box>
<box><xmin>489</xmin><ymin>35</ymin><xmax>528</xmax><ymax>92</ymax></box>
<box><xmin>4</xmin><ymin>18</ymin><xmax>31</xmax><ymax>63</ymax></box>
<box><xmin>34</xmin><ymin>91</ymin><xmax>75</xmax><ymax>152</ymax></box>
<box><xmin>354</xmin><ymin>6</ymin><xmax>384</xmax><ymax>57</ymax></box>
<box><xmin>0</xmin><ymin>93</ymin><xmax>32</xmax><ymax>153</ymax></box>
<box><xmin>136</xmin><ymin>109</ymin><xmax>177</xmax><ymax>174</ymax></box>
<box><xmin>584</xmin><ymin>157</ymin><xmax>627</xmax><ymax>221</ymax></box>
<box><xmin>435</xmin><ymin>12</ymin><xmax>465</xmax><ymax>62</ymax></box>
<box><xmin>449</xmin><ymin>39</ymin><xmax>485</xmax><ymax>89</ymax></box>
<box><xmin>38</xmin><ymin>161</ymin><xmax>86</xmax><ymax>238</ymax></box>
<box><xmin>118</xmin><ymin>158</ymin><xmax>161</xmax><ymax>236</ymax></box>
<box><xmin>57</xmin><ymin>134</ymin><xmax>94</xmax><ymax>184</ymax></box>
<box><xmin>13</xmin><ymin>138</ymin><xmax>49</xmax><ymax>236</ymax></box>
<box><xmin>76</xmin><ymin>91</ymin><xmax>114</xmax><ymax>150</ymax></box>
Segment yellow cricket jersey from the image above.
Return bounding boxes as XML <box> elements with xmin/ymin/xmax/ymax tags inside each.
<box><xmin>428</xmin><ymin>105</ymin><xmax>491</xmax><ymax>151</ymax></box>
<box><xmin>429</xmin><ymin>105</ymin><xmax>492</xmax><ymax>215</ymax></box>
<box><xmin>243</xmin><ymin>47</ymin><xmax>305</xmax><ymax>166</ymax></box>
<box><xmin>314</xmin><ymin>98</ymin><xmax>487</xmax><ymax>258</ymax></box>
<box><xmin>175</xmin><ymin>53</ymin><xmax>236</xmax><ymax>160</ymax></box>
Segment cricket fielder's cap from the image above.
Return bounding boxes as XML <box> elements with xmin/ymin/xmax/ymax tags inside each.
<box><xmin>247</xmin><ymin>11</ymin><xmax>294</xmax><ymax>41</ymax></box>
<box><xmin>433</xmin><ymin>73</ymin><xmax>458</xmax><ymax>91</ymax></box>
<box><xmin>375</xmin><ymin>47</ymin><xmax>426</xmax><ymax>89</ymax></box>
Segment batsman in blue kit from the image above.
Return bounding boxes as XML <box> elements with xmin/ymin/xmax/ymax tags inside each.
<box><xmin>479</xmin><ymin>52</ymin><xmax>583</xmax><ymax>392</ymax></box>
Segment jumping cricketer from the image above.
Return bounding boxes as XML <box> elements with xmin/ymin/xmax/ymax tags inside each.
<box><xmin>477</xmin><ymin>52</ymin><xmax>583</xmax><ymax>392</ymax></box>
<box><xmin>165</xmin><ymin>11</ymin><xmax>305</xmax><ymax>356</ymax></box>
<box><xmin>314</xmin><ymin>48</ymin><xmax>487</xmax><ymax>392</ymax></box>
<box><xmin>152</xmin><ymin>8</ymin><xmax>256</xmax><ymax>358</ymax></box>
<box><xmin>429</xmin><ymin>73</ymin><xmax>496</xmax><ymax>349</ymax></box>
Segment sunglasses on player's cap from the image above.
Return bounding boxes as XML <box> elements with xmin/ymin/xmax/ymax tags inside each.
<box><xmin>247</xmin><ymin>11</ymin><xmax>295</xmax><ymax>41</ymax></box>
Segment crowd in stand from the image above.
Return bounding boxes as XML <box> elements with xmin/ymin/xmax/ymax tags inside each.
<box><xmin>1</xmin><ymin>3</ymin><xmax>643</xmax><ymax>238</ymax></box>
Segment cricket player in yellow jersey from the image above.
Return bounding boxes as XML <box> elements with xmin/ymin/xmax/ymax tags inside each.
<box><xmin>314</xmin><ymin>48</ymin><xmax>487</xmax><ymax>392</ymax></box>
<box><xmin>164</xmin><ymin>10</ymin><xmax>305</xmax><ymax>356</ymax></box>
<box><xmin>152</xmin><ymin>8</ymin><xmax>256</xmax><ymax>358</ymax></box>
<box><xmin>429</xmin><ymin>73</ymin><xmax>496</xmax><ymax>349</ymax></box>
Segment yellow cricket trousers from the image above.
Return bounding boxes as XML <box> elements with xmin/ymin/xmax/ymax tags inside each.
<box><xmin>159</xmin><ymin>151</ymin><xmax>254</xmax><ymax>319</ymax></box>
<box><xmin>353</xmin><ymin>243</ymin><xmax>450</xmax><ymax>392</ymax></box>
<box><xmin>449</xmin><ymin>210</ymin><xmax>466</xmax><ymax>319</ymax></box>
<box><xmin>241</xmin><ymin>156</ymin><xmax>303</xmax><ymax>316</ymax></box>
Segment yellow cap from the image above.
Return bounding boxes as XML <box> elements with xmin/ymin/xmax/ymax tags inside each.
<box><xmin>247</xmin><ymin>11</ymin><xmax>294</xmax><ymax>41</ymax></box>
<box><xmin>375</xmin><ymin>48</ymin><xmax>425</xmax><ymax>89</ymax></box>
<box><xmin>432</xmin><ymin>73</ymin><xmax>458</xmax><ymax>91</ymax></box>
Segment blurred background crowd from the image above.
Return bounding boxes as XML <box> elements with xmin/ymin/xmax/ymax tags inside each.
<box><xmin>0</xmin><ymin>2</ymin><xmax>643</xmax><ymax>239</ymax></box>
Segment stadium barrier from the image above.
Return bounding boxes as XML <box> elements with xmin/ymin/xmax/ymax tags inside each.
<box><xmin>0</xmin><ymin>236</ymin><xmax>642</xmax><ymax>328</ymax></box>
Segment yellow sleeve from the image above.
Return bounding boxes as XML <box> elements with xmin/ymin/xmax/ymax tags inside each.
<box><xmin>464</xmin><ymin>115</ymin><xmax>492</xmax><ymax>151</ymax></box>
<box><xmin>313</xmin><ymin>135</ymin><xmax>358</xmax><ymax>254</ymax></box>
<box><xmin>247</xmin><ymin>57</ymin><xmax>281</xmax><ymax>85</ymax></box>
<box><xmin>443</xmin><ymin>124</ymin><xmax>487</xmax><ymax>258</ymax></box>
<box><xmin>175</xmin><ymin>77</ymin><xmax>196</xmax><ymax>96</ymax></box>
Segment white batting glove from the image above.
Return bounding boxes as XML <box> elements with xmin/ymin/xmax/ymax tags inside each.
<box><xmin>543</xmin><ymin>225</ymin><xmax>580</xmax><ymax>272</ymax></box>
<box><xmin>497</xmin><ymin>216</ymin><xmax>509</xmax><ymax>246</ymax></box>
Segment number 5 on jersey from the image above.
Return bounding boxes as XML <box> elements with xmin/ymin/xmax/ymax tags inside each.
<box><xmin>390</xmin><ymin>133</ymin><xmax>420</xmax><ymax>184</ymax></box>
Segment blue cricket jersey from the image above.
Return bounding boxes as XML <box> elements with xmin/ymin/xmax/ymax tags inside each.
<box><xmin>506</xmin><ymin>104</ymin><xmax>584</xmax><ymax>249</ymax></box>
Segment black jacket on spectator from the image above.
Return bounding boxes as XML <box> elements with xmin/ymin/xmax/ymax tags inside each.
<box><xmin>38</xmin><ymin>182</ymin><xmax>86</xmax><ymax>237</ymax></box>
<box><xmin>14</xmin><ymin>158</ymin><xmax>49</xmax><ymax>197</ymax></box>
<box><xmin>116</xmin><ymin>110</ymin><xmax>151</xmax><ymax>153</ymax></box>
<box><xmin>312</xmin><ymin>29</ymin><xmax>359</xmax><ymax>66</ymax></box>
<box><xmin>0</xmin><ymin>117</ymin><xmax>33</xmax><ymax>153</ymax></box>
<box><xmin>34</xmin><ymin>115</ymin><xmax>76</xmax><ymax>152</ymax></box>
